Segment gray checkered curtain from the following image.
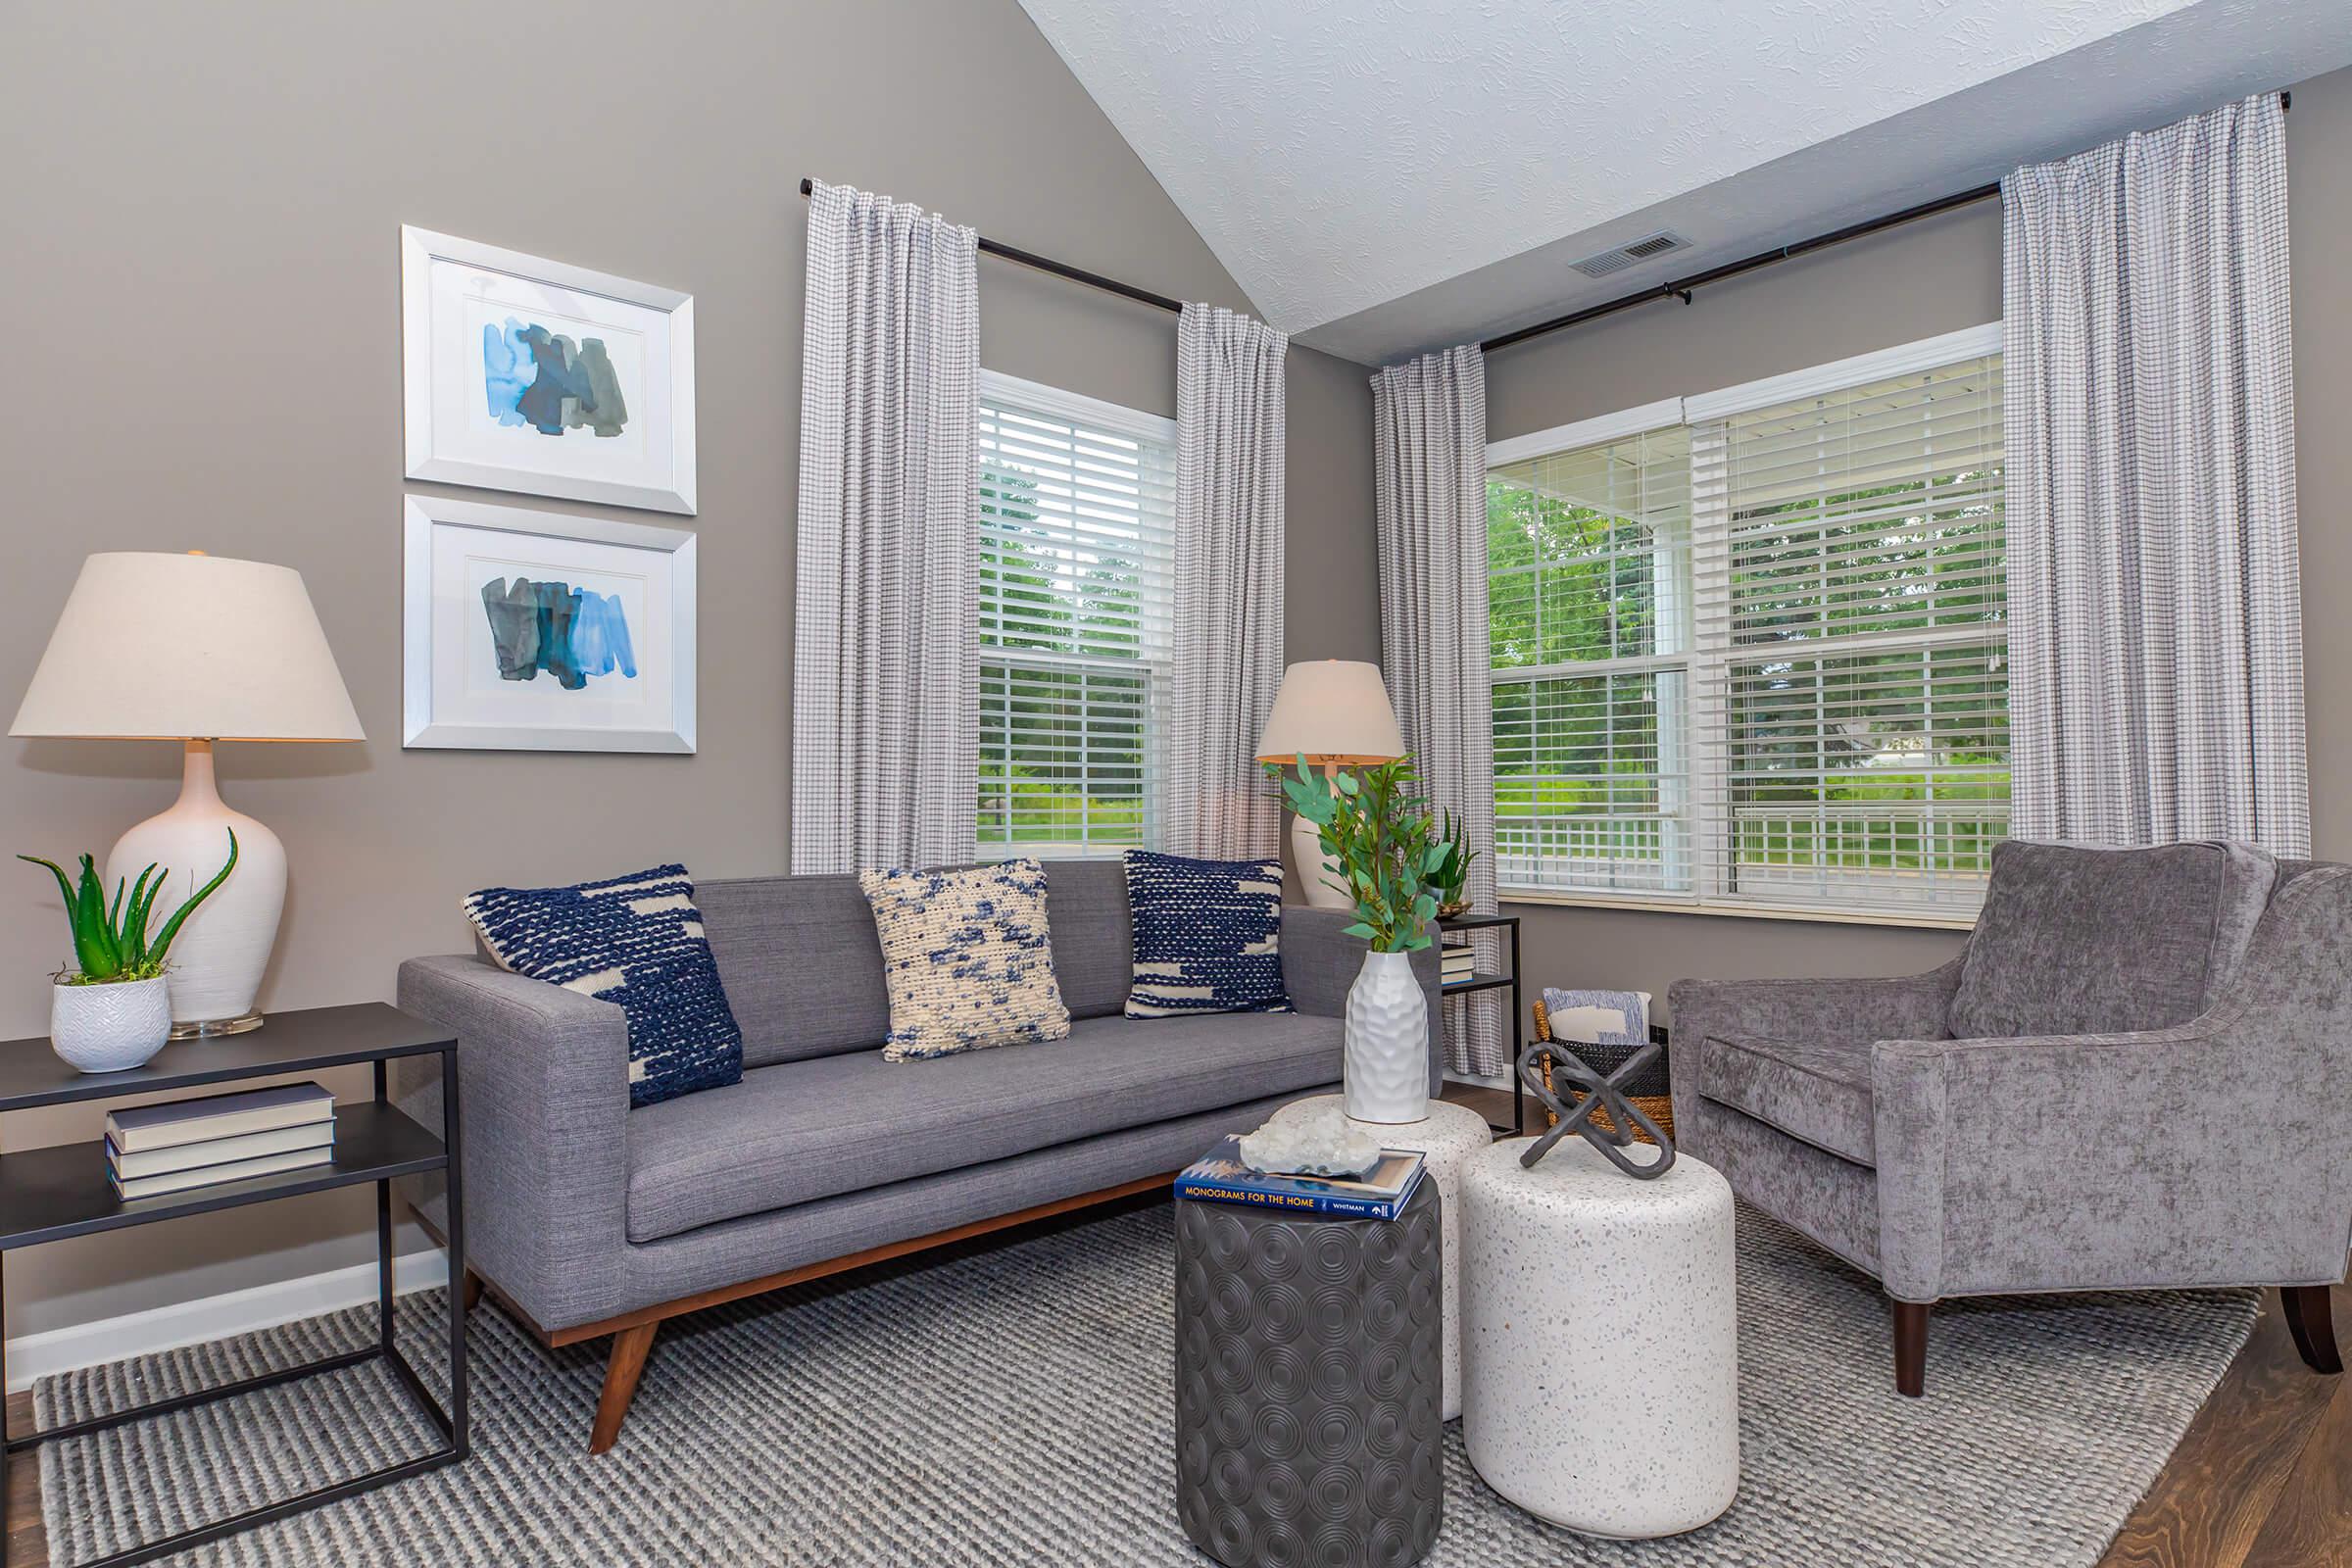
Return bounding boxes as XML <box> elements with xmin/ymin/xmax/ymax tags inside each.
<box><xmin>791</xmin><ymin>181</ymin><xmax>980</xmax><ymax>873</ymax></box>
<box><xmin>2004</xmin><ymin>93</ymin><xmax>2308</xmax><ymax>855</ymax></box>
<box><xmin>1168</xmin><ymin>304</ymin><xmax>1287</xmax><ymax>858</ymax></box>
<box><xmin>1374</xmin><ymin>344</ymin><xmax>1501</xmax><ymax>1078</ymax></box>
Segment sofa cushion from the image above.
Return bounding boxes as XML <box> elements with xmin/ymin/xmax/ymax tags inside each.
<box><xmin>859</xmin><ymin>859</ymin><xmax>1071</xmax><ymax>1061</ymax></box>
<box><xmin>1948</xmin><ymin>840</ymin><xmax>2277</xmax><ymax>1040</ymax></box>
<box><xmin>1123</xmin><ymin>850</ymin><xmax>1290</xmax><ymax>1018</ymax></box>
<box><xmin>1043</xmin><ymin>858</ymin><xmax>1134</xmax><ymax>1021</ymax></box>
<box><xmin>462</xmin><ymin>864</ymin><xmax>742</xmax><ymax>1106</ymax></box>
<box><xmin>1698</xmin><ymin>1033</ymin><xmax>1877</xmax><ymax>1166</ymax></box>
<box><xmin>626</xmin><ymin>1011</ymin><xmax>1346</xmax><ymax>1242</ymax></box>
<box><xmin>699</xmin><ymin>874</ymin><xmax>891</xmax><ymax>1068</ymax></box>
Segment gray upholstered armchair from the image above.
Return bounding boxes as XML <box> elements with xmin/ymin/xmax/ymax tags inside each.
<box><xmin>1669</xmin><ymin>840</ymin><xmax>2352</xmax><ymax>1396</ymax></box>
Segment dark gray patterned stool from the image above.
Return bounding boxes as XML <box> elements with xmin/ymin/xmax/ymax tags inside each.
<box><xmin>1173</xmin><ymin>1180</ymin><xmax>1444</xmax><ymax>1568</ymax></box>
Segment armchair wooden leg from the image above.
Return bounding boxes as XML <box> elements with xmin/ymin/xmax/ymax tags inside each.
<box><xmin>460</xmin><ymin>1269</ymin><xmax>483</xmax><ymax>1315</ymax></box>
<box><xmin>589</xmin><ymin>1322</ymin><xmax>659</xmax><ymax>1455</ymax></box>
<box><xmin>1892</xmin><ymin>1298</ymin><xmax>1931</xmax><ymax>1397</ymax></box>
<box><xmin>2281</xmin><ymin>1286</ymin><xmax>2343</xmax><ymax>1375</ymax></box>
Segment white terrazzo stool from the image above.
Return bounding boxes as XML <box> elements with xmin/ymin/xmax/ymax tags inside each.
<box><xmin>1267</xmin><ymin>1095</ymin><xmax>1493</xmax><ymax>1420</ymax></box>
<box><xmin>1460</xmin><ymin>1135</ymin><xmax>1739</xmax><ymax>1538</ymax></box>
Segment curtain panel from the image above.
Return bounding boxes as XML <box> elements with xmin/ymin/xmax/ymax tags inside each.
<box><xmin>789</xmin><ymin>181</ymin><xmax>981</xmax><ymax>874</ymax></box>
<box><xmin>1168</xmin><ymin>304</ymin><xmax>1288</xmax><ymax>859</ymax></box>
<box><xmin>2003</xmin><ymin>93</ymin><xmax>2308</xmax><ymax>855</ymax></box>
<box><xmin>1373</xmin><ymin>344</ymin><xmax>1501</xmax><ymax>1078</ymax></box>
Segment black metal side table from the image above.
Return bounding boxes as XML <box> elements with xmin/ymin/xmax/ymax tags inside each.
<box><xmin>1436</xmin><ymin>911</ymin><xmax>1525</xmax><ymax>1133</ymax></box>
<box><xmin>0</xmin><ymin>1003</ymin><xmax>467</xmax><ymax>1567</ymax></box>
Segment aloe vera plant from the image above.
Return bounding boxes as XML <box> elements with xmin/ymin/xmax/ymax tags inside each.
<box><xmin>1427</xmin><ymin>808</ymin><xmax>1481</xmax><ymax>912</ymax></box>
<box><xmin>19</xmin><ymin>830</ymin><xmax>239</xmax><ymax>985</ymax></box>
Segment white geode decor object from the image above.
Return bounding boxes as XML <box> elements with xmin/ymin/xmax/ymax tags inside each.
<box><xmin>1238</xmin><ymin>1101</ymin><xmax>1384</xmax><ymax>1178</ymax></box>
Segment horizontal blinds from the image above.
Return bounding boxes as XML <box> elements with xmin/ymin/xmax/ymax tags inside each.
<box><xmin>977</xmin><ymin>390</ymin><xmax>1176</xmax><ymax>857</ymax></box>
<box><xmin>1488</xmin><ymin>427</ymin><xmax>1692</xmax><ymax>895</ymax></box>
<box><xmin>1693</xmin><ymin>352</ymin><xmax>2007</xmax><ymax>915</ymax></box>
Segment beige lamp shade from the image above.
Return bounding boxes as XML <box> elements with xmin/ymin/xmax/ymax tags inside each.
<box><xmin>1253</xmin><ymin>659</ymin><xmax>1406</xmax><ymax>764</ymax></box>
<box><xmin>11</xmin><ymin>552</ymin><xmax>364</xmax><ymax>741</ymax></box>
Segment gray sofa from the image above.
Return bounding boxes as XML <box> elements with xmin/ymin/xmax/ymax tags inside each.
<box><xmin>1670</xmin><ymin>839</ymin><xmax>2352</xmax><ymax>1396</ymax></box>
<box><xmin>396</xmin><ymin>858</ymin><xmax>1442</xmax><ymax>1452</ymax></box>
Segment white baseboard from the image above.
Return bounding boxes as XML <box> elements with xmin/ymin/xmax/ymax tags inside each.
<box><xmin>6</xmin><ymin>1249</ymin><xmax>449</xmax><ymax>1395</ymax></box>
<box><xmin>1445</xmin><ymin>1068</ymin><xmax>1511</xmax><ymax>1092</ymax></box>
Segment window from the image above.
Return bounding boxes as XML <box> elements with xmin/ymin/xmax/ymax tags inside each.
<box><xmin>976</xmin><ymin>371</ymin><xmax>1177</xmax><ymax>858</ymax></box>
<box><xmin>1486</xmin><ymin>327</ymin><xmax>2007</xmax><ymax>920</ymax></box>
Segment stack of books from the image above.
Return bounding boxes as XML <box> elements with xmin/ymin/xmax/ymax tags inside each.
<box><xmin>1441</xmin><ymin>943</ymin><xmax>1479</xmax><ymax>985</ymax></box>
<box><xmin>1175</xmin><ymin>1137</ymin><xmax>1426</xmax><ymax>1220</ymax></box>
<box><xmin>107</xmin><ymin>1082</ymin><xmax>336</xmax><ymax>1200</ymax></box>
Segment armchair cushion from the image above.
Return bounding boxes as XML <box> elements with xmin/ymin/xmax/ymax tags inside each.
<box><xmin>1699</xmin><ymin>1034</ymin><xmax>1876</xmax><ymax>1165</ymax></box>
<box><xmin>1947</xmin><ymin>839</ymin><xmax>2276</xmax><ymax>1040</ymax></box>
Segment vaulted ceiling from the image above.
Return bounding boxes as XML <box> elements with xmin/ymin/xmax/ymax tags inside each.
<box><xmin>1015</xmin><ymin>0</ymin><xmax>2352</xmax><ymax>364</ymax></box>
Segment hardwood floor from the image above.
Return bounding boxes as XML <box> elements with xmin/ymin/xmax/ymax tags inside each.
<box><xmin>2</xmin><ymin>1085</ymin><xmax>2342</xmax><ymax>1567</ymax></box>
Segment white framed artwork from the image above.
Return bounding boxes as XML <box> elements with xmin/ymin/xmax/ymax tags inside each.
<box><xmin>403</xmin><ymin>496</ymin><xmax>697</xmax><ymax>753</ymax></box>
<box><xmin>402</xmin><ymin>225</ymin><xmax>697</xmax><ymax>514</ymax></box>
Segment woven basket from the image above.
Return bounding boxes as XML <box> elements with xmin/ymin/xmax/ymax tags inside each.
<box><xmin>1529</xmin><ymin>999</ymin><xmax>1675</xmax><ymax>1146</ymax></box>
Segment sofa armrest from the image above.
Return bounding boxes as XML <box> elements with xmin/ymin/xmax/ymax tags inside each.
<box><xmin>395</xmin><ymin>955</ymin><xmax>632</xmax><ymax>1332</ymax></box>
<box><xmin>1872</xmin><ymin>866</ymin><xmax>2352</xmax><ymax>1301</ymax></box>
<box><xmin>1667</xmin><ymin>959</ymin><xmax>1963</xmax><ymax>1139</ymax></box>
<box><xmin>1281</xmin><ymin>906</ymin><xmax>1446</xmax><ymax>1098</ymax></box>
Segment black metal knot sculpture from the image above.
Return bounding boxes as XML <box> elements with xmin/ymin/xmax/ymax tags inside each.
<box><xmin>1517</xmin><ymin>1038</ymin><xmax>1676</xmax><ymax>1179</ymax></box>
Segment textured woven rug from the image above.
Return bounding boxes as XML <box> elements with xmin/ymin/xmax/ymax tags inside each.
<box><xmin>36</xmin><ymin>1200</ymin><xmax>2255</xmax><ymax>1567</ymax></box>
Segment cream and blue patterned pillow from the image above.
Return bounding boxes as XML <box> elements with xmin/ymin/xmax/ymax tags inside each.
<box><xmin>462</xmin><ymin>864</ymin><xmax>743</xmax><ymax>1107</ymax></box>
<box><xmin>858</xmin><ymin>858</ymin><xmax>1071</xmax><ymax>1061</ymax></box>
<box><xmin>1123</xmin><ymin>850</ymin><xmax>1291</xmax><ymax>1018</ymax></box>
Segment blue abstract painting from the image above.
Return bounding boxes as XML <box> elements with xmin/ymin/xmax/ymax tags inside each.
<box><xmin>483</xmin><ymin>318</ymin><xmax>629</xmax><ymax>438</ymax></box>
<box><xmin>480</xmin><ymin>577</ymin><xmax>638</xmax><ymax>691</ymax></box>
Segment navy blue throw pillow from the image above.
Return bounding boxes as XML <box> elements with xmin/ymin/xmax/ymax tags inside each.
<box><xmin>463</xmin><ymin>864</ymin><xmax>743</xmax><ymax>1106</ymax></box>
<box><xmin>1123</xmin><ymin>850</ymin><xmax>1291</xmax><ymax>1018</ymax></box>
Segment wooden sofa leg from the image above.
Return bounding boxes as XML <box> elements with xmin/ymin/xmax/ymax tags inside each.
<box><xmin>590</xmin><ymin>1323</ymin><xmax>659</xmax><ymax>1455</ymax></box>
<box><xmin>2281</xmin><ymin>1286</ymin><xmax>2343</xmax><ymax>1375</ymax></box>
<box><xmin>460</xmin><ymin>1269</ymin><xmax>483</xmax><ymax>1315</ymax></box>
<box><xmin>1892</xmin><ymin>1298</ymin><xmax>1931</xmax><ymax>1397</ymax></box>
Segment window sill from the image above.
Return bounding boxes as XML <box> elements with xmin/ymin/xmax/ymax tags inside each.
<box><xmin>1496</xmin><ymin>888</ymin><xmax>1977</xmax><ymax>932</ymax></box>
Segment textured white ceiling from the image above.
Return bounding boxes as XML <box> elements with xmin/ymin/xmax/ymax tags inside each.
<box><xmin>1014</xmin><ymin>0</ymin><xmax>2350</xmax><ymax>361</ymax></box>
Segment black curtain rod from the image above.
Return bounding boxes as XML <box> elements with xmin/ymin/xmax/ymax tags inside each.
<box><xmin>1483</xmin><ymin>87</ymin><xmax>2292</xmax><ymax>356</ymax></box>
<box><xmin>798</xmin><ymin>177</ymin><xmax>1185</xmax><ymax>316</ymax></box>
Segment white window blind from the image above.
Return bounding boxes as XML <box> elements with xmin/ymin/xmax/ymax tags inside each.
<box><xmin>1487</xmin><ymin>426</ymin><xmax>1693</xmax><ymax>896</ymax></box>
<box><xmin>976</xmin><ymin>372</ymin><xmax>1177</xmax><ymax>858</ymax></box>
<box><xmin>1485</xmin><ymin>330</ymin><xmax>2008</xmax><ymax>920</ymax></box>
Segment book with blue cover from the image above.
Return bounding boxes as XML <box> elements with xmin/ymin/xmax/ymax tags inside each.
<box><xmin>1174</xmin><ymin>1137</ymin><xmax>1426</xmax><ymax>1220</ymax></box>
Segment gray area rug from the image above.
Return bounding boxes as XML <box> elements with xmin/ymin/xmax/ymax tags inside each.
<box><xmin>37</xmin><ymin>1200</ymin><xmax>2255</xmax><ymax>1567</ymax></box>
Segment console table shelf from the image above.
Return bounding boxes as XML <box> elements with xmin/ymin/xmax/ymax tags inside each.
<box><xmin>0</xmin><ymin>1002</ymin><xmax>469</xmax><ymax>1568</ymax></box>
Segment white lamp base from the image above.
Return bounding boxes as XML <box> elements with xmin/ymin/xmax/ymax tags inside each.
<box><xmin>105</xmin><ymin>741</ymin><xmax>284</xmax><ymax>1037</ymax></box>
<box><xmin>1292</xmin><ymin>765</ymin><xmax>1352</xmax><ymax>909</ymax></box>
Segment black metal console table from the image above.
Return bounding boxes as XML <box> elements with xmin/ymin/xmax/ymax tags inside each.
<box><xmin>1437</xmin><ymin>911</ymin><xmax>1525</xmax><ymax>1134</ymax></box>
<box><xmin>0</xmin><ymin>1003</ymin><xmax>466</xmax><ymax>1567</ymax></box>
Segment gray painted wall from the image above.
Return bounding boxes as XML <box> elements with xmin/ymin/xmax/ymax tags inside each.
<box><xmin>1481</xmin><ymin>64</ymin><xmax>2352</xmax><ymax>1044</ymax></box>
<box><xmin>0</xmin><ymin>0</ymin><xmax>1376</xmax><ymax>1335</ymax></box>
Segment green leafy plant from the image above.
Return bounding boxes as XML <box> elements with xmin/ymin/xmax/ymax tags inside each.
<box><xmin>1269</xmin><ymin>756</ymin><xmax>1448</xmax><ymax>953</ymax></box>
<box><xmin>19</xmin><ymin>830</ymin><xmax>239</xmax><ymax>985</ymax></box>
<box><xmin>1426</xmin><ymin>808</ymin><xmax>1481</xmax><ymax>913</ymax></box>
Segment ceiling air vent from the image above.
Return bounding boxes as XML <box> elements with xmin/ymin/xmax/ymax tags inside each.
<box><xmin>1568</xmin><ymin>230</ymin><xmax>1690</xmax><ymax>279</ymax></box>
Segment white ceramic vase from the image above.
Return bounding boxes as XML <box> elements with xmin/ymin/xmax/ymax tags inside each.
<box><xmin>1344</xmin><ymin>949</ymin><xmax>1430</xmax><ymax>1124</ymax></box>
<box><xmin>50</xmin><ymin>975</ymin><xmax>173</xmax><ymax>1074</ymax></box>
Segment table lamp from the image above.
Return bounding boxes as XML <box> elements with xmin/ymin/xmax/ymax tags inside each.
<box><xmin>1253</xmin><ymin>660</ymin><xmax>1407</xmax><ymax>909</ymax></box>
<box><xmin>11</xmin><ymin>552</ymin><xmax>365</xmax><ymax>1036</ymax></box>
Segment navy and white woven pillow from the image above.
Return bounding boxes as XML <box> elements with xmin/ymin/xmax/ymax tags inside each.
<box><xmin>462</xmin><ymin>864</ymin><xmax>743</xmax><ymax>1107</ymax></box>
<box><xmin>858</xmin><ymin>858</ymin><xmax>1070</xmax><ymax>1061</ymax></box>
<box><xmin>1123</xmin><ymin>850</ymin><xmax>1291</xmax><ymax>1018</ymax></box>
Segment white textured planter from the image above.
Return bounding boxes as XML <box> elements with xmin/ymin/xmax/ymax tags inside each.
<box><xmin>49</xmin><ymin>975</ymin><xmax>173</xmax><ymax>1074</ymax></box>
<box><xmin>1343</xmin><ymin>949</ymin><xmax>1430</xmax><ymax>1124</ymax></box>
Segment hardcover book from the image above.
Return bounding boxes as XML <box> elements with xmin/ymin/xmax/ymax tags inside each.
<box><xmin>1174</xmin><ymin>1137</ymin><xmax>1425</xmax><ymax>1220</ymax></box>
<box><xmin>106</xmin><ymin>1083</ymin><xmax>335</xmax><ymax>1153</ymax></box>
<box><xmin>109</xmin><ymin>1146</ymin><xmax>334</xmax><ymax>1201</ymax></box>
<box><xmin>107</xmin><ymin>1121</ymin><xmax>336</xmax><ymax>1181</ymax></box>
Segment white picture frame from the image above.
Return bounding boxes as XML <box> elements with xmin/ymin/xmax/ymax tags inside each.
<box><xmin>401</xmin><ymin>225</ymin><xmax>697</xmax><ymax>514</ymax></box>
<box><xmin>403</xmin><ymin>496</ymin><xmax>697</xmax><ymax>753</ymax></box>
